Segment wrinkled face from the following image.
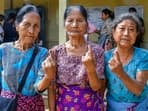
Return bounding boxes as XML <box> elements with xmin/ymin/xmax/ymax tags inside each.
<box><xmin>16</xmin><ymin>12</ymin><xmax>40</xmax><ymax>45</ymax></box>
<box><xmin>64</xmin><ymin>9</ymin><xmax>87</xmax><ymax>39</ymax></box>
<box><xmin>112</xmin><ymin>19</ymin><xmax>138</xmax><ymax>47</ymax></box>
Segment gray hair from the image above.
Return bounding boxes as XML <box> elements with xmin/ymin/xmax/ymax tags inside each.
<box><xmin>112</xmin><ymin>13</ymin><xmax>141</xmax><ymax>33</ymax></box>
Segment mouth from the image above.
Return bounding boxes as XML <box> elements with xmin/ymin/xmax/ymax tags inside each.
<box><xmin>121</xmin><ymin>38</ymin><xmax>130</xmax><ymax>41</ymax></box>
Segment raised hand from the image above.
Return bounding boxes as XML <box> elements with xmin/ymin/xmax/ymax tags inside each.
<box><xmin>82</xmin><ymin>45</ymin><xmax>96</xmax><ymax>72</ymax></box>
<box><xmin>42</xmin><ymin>50</ymin><xmax>56</xmax><ymax>80</ymax></box>
<box><xmin>108</xmin><ymin>51</ymin><xmax>124</xmax><ymax>75</ymax></box>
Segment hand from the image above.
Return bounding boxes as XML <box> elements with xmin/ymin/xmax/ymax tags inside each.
<box><xmin>42</xmin><ymin>50</ymin><xmax>56</xmax><ymax>80</ymax></box>
<box><xmin>82</xmin><ymin>45</ymin><xmax>96</xmax><ymax>72</ymax></box>
<box><xmin>108</xmin><ymin>51</ymin><xmax>124</xmax><ymax>76</ymax></box>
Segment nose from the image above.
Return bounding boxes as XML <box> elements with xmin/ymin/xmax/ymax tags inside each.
<box><xmin>123</xmin><ymin>28</ymin><xmax>129</xmax><ymax>36</ymax></box>
<box><xmin>71</xmin><ymin>21</ymin><xmax>78</xmax><ymax>27</ymax></box>
<box><xmin>28</xmin><ymin>26</ymin><xmax>34</xmax><ymax>33</ymax></box>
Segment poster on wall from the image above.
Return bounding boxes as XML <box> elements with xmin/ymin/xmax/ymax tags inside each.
<box><xmin>114</xmin><ymin>6</ymin><xmax>144</xmax><ymax>18</ymax></box>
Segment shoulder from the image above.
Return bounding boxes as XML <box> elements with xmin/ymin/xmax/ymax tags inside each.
<box><xmin>49</xmin><ymin>43</ymin><xmax>65</xmax><ymax>52</ymax></box>
<box><xmin>0</xmin><ymin>42</ymin><xmax>13</xmax><ymax>50</ymax></box>
<box><xmin>134</xmin><ymin>47</ymin><xmax>148</xmax><ymax>59</ymax></box>
<box><xmin>34</xmin><ymin>45</ymin><xmax>48</xmax><ymax>57</ymax></box>
<box><xmin>104</xmin><ymin>48</ymin><xmax>114</xmax><ymax>60</ymax></box>
<box><xmin>88</xmin><ymin>41</ymin><xmax>104</xmax><ymax>56</ymax></box>
<box><xmin>37</xmin><ymin>45</ymin><xmax>48</xmax><ymax>52</ymax></box>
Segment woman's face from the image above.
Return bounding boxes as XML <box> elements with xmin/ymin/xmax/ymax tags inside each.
<box><xmin>16</xmin><ymin>12</ymin><xmax>40</xmax><ymax>45</ymax></box>
<box><xmin>112</xmin><ymin>19</ymin><xmax>138</xmax><ymax>48</ymax></box>
<box><xmin>101</xmin><ymin>12</ymin><xmax>108</xmax><ymax>20</ymax></box>
<box><xmin>64</xmin><ymin>9</ymin><xmax>87</xmax><ymax>39</ymax></box>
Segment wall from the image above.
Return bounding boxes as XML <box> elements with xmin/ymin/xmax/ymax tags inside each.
<box><xmin>0</xmin><ymin>0</ymin><xmax>5</xmax><ymax>14</ymax></box>
<box><xmin>68</xmin><ymin>0</ymin><xmax>148</xmax><ymax>49</ymax></box>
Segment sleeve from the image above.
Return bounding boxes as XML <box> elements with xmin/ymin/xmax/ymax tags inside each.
<box><xmin>34</xmin><ymin>47</ymin><xmax>48</xmax><ymax>93</ymax></box>
<box><xmin>106</xmin><ymin>21</ymin><xmax>113</xmax><ymax>35</ymax></box>
<box><xmin>94</xmin><ymin>46</ymin><xmax>105</xmax><ymax>79</ymax></box>
<box><xmin>137</xmin><ymin>52</ymin><xmax>148</xmax><ymax>72</ymax></box>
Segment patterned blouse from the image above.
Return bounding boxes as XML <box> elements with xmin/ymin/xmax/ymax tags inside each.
<box><xmin>104</xmin><ymin>47</ymin><xmax>148</xmax><ymax>102</ymax></box>
<box><xmin>51</xmin><ymin>42</ymin><xmax>105</xmax><ymax>86</ymax></box>
<box><xmin>0</xmin><ymin>42</ymin><xmax>48</xmax><ymax>96</ymax></box>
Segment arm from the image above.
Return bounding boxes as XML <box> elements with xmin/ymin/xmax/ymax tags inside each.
<box><xmin>82</xmin><ymin>45</ymin><xmax>105</xmax><ymax>91</ymax></box>
<box><xmin>37</xmin><ymin>51</ymin><xmax>56</xmax><ymax>92</ymax></box>
<box><xmin>115</xmin><ymin>70</ymin><xmax>146</xmax><ymax>96</ymax></box>
<box><xmin>86</xmin><ymin>67</ymin><xmax>102</xmax><ymax>91</ymax></box>
<box><xmin>109</xmin><ymin>51</ymin><xmax>147</xmax><ymax>96</ymax></box>
<box><xmin>48</xmin><ymin>83</ymin><xmax>56</xmax><ymax>111</ymax></box>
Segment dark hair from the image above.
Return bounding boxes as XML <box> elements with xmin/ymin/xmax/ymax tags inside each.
<box><xmin>113</xmin><ymin>13</ymin><xmax>141</xmax><ymax>33</ymax></box>
<box><xmin>0</xmin><ymin>14</ymin><xmax>4</xmax><ymax>21</ymax></box>
<box><xmin>128</xmin><ymin>7</ymin><xmax>137</xmax><ymax>13</ymax></box>
<box><xmin>16</xmin><ymin>4</ymin><xmax>39</xmax><ymax>24</ymax></box>
<box><xmin>6</xmin><ymin>13</ymin><xmax>16</xmax><ymax>21</ymax></box>
<box><xmin>102</xmin><ymin>8</ymin><xmax>114</xmax><ymax>20</ymax></box>
<box><xmin>64</xmin><ymin>5</ymin><xmax>88</xmax><ymax>22</ymax></box>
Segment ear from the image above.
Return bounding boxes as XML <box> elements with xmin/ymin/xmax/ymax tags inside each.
<box><xmin>135</xmin><ymin>31</ymin><xmax>139</xmax><ymax>38</ymax></box>
<box><xmin>15</xmin><ymin>24</ymin><xmax>19</xmax><ymax>32</ymax></box>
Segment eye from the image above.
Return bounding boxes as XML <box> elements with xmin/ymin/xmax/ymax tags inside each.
<box><xmin>77</xmin><ymin>19</ymin><xmax>85</xmax><ymax>22</ymax></box>
<box><xmin>67</xmin><ymin>19</ymin><xmax>73</xmax><ymax>23</ymax></box>
<box><xmin>129</xmin><ymin>28</ymin><xmax>135</xmax><ymax>32</ymax></box>
<box><xmin>22</xmin><ymin>23</ymin><xmax>30</xmax><ymax>28</ymax></box>
<box><xmin>119</xmin><ymin>27</ymin><xmax>125</xmax><ymax>31</ymax></box>
<box><xmin>34</xmin><ymin>24</ymin><xmax>40</xmax><ymax>30</ymax></box>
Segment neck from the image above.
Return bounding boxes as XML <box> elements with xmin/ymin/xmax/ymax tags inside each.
<box><xmin>69</xmin><ymin>38</ymin><xmax>85</xmax><ymax>48</ymax></box>
<box><xmin>14</xmin><ymin>40</ymin><xmax>33</xmax><ymax>51</ymax></box>
<box><xmin>116</xmin><ymin>47</ymin><xmax>134</xmax><ymax>64</ymax></box>
<box><xmin>65</xmin><ymin>40</ymin><xmax>87</xmax><ymax>56</ymax></box>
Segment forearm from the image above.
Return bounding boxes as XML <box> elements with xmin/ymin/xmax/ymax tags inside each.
<box><xmin>37</xmin><ymin>76</ymin><xmax>52</xmax><ymax>92</ymax></box>
<box><xmin>87</xmin><ymin>70</ymin><xmax>102</xmax><ymax>91</ymax></box>
<box><xmin>117</xmin><ymin>71</ymin><xmax>145</xmax><ymax>96</ymax></box>
<box><xmin>48</xmin><ymin>84</ymin><xmax>56</xmax><ymax>111</ymax></box>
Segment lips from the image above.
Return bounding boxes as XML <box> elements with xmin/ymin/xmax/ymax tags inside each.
<box><xmin>121</xmin><ymin>38</ymin><xmax>130</xmax><ymax>41</ymax></box>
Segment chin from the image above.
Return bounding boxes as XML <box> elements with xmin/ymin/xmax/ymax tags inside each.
<box><xmin>25</xmin><ymin>41</ymin><xmax>34</xmax><ymax>46</ymax></box>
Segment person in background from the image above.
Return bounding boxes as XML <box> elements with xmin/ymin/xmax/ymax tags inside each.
<box><xmin>128</xmin><ymin>7</ymin><xmax>145</xmax><ymax>47</ymax></box>
<box><xmin>97</xmin><ymin>8</ymin><xmax>114</xmax><ymax>51</ymax></box>
<box><xmin>0</xmin><ymin>4</ymin><xmax>55</xmax><ymax>111</ymax></box>
<box><xmin>0</xmin><ymin>14</ymin><xmax>4</xmax><ymax>44</ymax></box>
<box><xmin>47</xmin><ymin>5</ymin><xmax>106</xmax><ymax>111</ymax></box>
<box><xmin>3</xmin><ymin>12</ymin><xmax>18</xmax><ymax>42</ymax></box>
<box><xmin>84</xmin><ymin>20</ymin><xmax>97</xmax><ymax>41</ymax></box>
<box><xmin>104</xmin><ymin>13</ymin><xmax>148</xmax><ymax>111</ymax></box>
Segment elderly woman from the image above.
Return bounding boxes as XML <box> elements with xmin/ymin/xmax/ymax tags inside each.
<box><xmin>0</xmin><ymin>4</ymin><xmax>55</xmax><ymax>111</ymax></box>
<box><xmin>47</xmin><ymin>5</ymin><xmax>106</xmax><ymax>111</ymax></box>
<box><xmin>104</xmin><ymin>13</ymin><xmax>148</xmax><ymax>111</ymax></box>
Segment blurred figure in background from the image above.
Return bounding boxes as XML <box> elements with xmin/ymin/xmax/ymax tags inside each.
<box><xmin>97</xmin><ymin>8</ymin><xmax>115</xmax><ymax>51</ymax></box>
<box><xmin>0</xmin><ymin>14</ymin><xmax>4</xmax><ymax>44</ymax></box>
<box><xmin>3</xmin><ymin>12</ymin><xmax>18</xmax><ymax>42</ymax></box>
<box><xmin>84</xmin><ymin>20</ymin><xmax>97</xmax><ymax>41</ymax></box>
<box><xmin>128</xmin><ymin>7</ymin><xmax>145</xmax><ymax>47</ymax></box>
